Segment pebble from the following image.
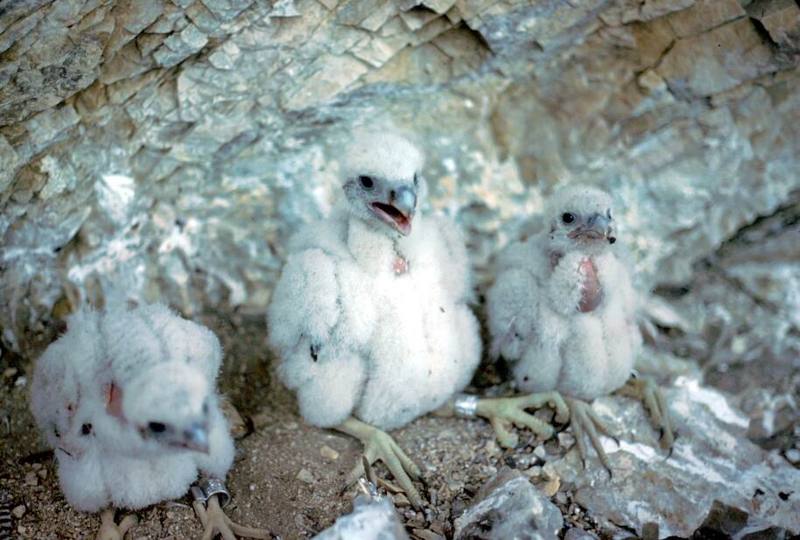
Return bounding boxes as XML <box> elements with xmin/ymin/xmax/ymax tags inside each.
<box><xmin>2</xmin><ymin>367</ymin><xmax>17</xmax><ymax>379</ymax></box>
<box><xmin>524</xmin><ymin>465</ymin><xmax>543</xmax><ymax>478</ymax></box>
<box><xmin>319</xmin><ymin>445</ymin><xmax>339</xmax><ymax>461</ymax></box>
<box><xmin>12</xmin><ymin>505</ymin><xmax>26</xmax><ymax>518</ymax></box>
<box><xmin>542</xmin><ymin>474</ymin><xmax>560</xmax><ymax>497</ymax></box>
<box><xmin>785</xmin><ymin>448</ymin><xmax>800</xmax><ymax>464</ymax></box>
<box><xmin>558</xmin><ymin>432</ymin><xmax>576</xmax><ymax>448</ymax></box>
<box><xmin>393</xmin><ymin>493</ymin><xmax>410</xmax><ymax>507</ymax></box>
<box><xmin>295</xmin><ymin>468</ymin><xmax>314</xmax><ymax>484</ymax></box>
<box><xmin>533</xmin><ymin>445</ymin><xmax>547</xmax><ymax>459</ymax></box>
<box><xmin>37</xmin><ymin>469</ymin><xmax>47</xmax><ymax>479</ymax></box>
<box><xmin>24</xmin><ymin>472</ymin><xmax>38</xmax><ymax>486</ymax></box>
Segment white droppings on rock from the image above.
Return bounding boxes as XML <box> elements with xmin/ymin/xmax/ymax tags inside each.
<box><xmin>673</xmin><ymin>376</ymin><xmax>749</xmax><ymax>428</ymax></box>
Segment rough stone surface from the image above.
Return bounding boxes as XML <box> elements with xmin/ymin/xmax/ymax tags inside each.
<box><xmin>543</xmin><ymin>375</ymin><xmax>800</xmax><ymax>538</ymax></box>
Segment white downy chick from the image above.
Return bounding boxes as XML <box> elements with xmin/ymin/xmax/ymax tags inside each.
<box><xmin>267</xmin><ymin>132</ymin><xmax>481</xmax><ymax>505</ymax></box>
<box><xmin>30</xmin><ymin>300</ymin><xmax>268</xmax><ymax>540</ymax></box>
<box><xmin>487</xmin><ymin>185</ymin><xmax>672</xmax><ymax>470</ymax></box>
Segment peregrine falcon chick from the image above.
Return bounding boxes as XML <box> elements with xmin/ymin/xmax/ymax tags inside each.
<box><xmin>486</xmin><ymin>185</ymin><xmax>673</xmax><ymax>471</ymax></box>
<box><xmin>30</xmin><ymin>300</ymin><xmax>268</xmax><ymax>540</ymax></box>
<box><xmin>269</xmin><ymin>132</ymin><xmax>487</xmax><ymax>507</ymax></box>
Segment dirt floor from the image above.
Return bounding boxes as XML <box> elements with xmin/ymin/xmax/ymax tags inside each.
<box><xmin>1</xmin><ymin>309</ymin><xmax>796</xmax><ymax>540</ymax></box>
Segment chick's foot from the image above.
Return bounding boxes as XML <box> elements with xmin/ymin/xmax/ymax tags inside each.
<box><xmin>95</xmin><ymin>509</ymin><xmax>138</xmax><ymax>540</ymax></box>
<box><xmin>475</xmin><ymin>392</ymin><xmax>569</xmax><ymax>448</ymax></box>
<box><xmin>338</xmin><ymin>417</ymin><xmax>424</xmax><ymax>508</ymax></box>
<box><xmin>565</xmin><ymin>397</ymin><xmax>616</xmax><ymax>476</ymax></box>
<box><xmin>192</xmin><ymin>480</ymin><xmax>270</xmax><ymax>540</ymax></box>
<box><xmin>617</xmin><ymin>375</ymin><xmax>674</xmax><ymax>451</ymax></box>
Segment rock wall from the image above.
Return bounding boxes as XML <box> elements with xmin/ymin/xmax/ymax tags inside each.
<box><xmin>1</xmin><ymin>0</ymin><xmax>799</xmax><ymax>360</ymax></box>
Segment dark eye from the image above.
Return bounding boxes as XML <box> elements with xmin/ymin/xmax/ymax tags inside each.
<box><xmin>148</xmin><ymin>422</ymin><xmax>167</xmax><ymax>434</ymax></box>
<box><xmin>562</xmin><ymin>212</ymin><xmax>575</xmax><ymax>224</ymax></box>
<box><xmin>413</xmin><ymin>173</ymin><xmax>419</xmax><ymax>187</ymax></box>
<box><xmin>359</xmin><ymin>176</ymin><xmax>374</xmax><ymax>189</ymax></box>
<box><xmin>81</xmin><ymin>423</ymin><xmax>92</xmax><ymax>436</ymax></box>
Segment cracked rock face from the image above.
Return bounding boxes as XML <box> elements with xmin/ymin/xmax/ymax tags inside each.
<box><xmin>0</xmin><ymin>1</ymin><xmax>798</xmax><ymax>390</ymax></box>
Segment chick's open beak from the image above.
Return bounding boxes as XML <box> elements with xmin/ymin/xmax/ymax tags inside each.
<box><xmin>370</xmin><ymin>185</ymin><xmax>417</xmax><ymax>235</ymax></box>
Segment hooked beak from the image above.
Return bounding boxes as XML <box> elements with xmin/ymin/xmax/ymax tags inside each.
<box><xmin>568</xmin><ymin>213</ymin><xmax>615</xmax><ymax>244</ymax></box>
<box><xmin>370</xmin><ymin>185</ymin><xmax>417</xmax><ymax>236</ymax></box>
<box><xmin>176</xmin><ymin>422</ymin><xmax>210</xmax><ymax>454</ymax></box>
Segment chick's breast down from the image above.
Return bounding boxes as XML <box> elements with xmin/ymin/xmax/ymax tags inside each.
<box><xmin>488</xmin><ymin>237</ymin><xmax>640</xmax><ymax>401</ymax></box>
<box><xmin>30</xmin><ymin>303</ymin><xmax>234</xmax><ymax>512</ymax></box>
<box><xmin>268</xmin><ymin>211</ymin><xmax>481</xmax><ymax>431</ymax></box>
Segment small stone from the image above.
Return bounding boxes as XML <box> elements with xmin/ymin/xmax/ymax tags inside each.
<box><xmin>454</xmin><ymin>471</ymin><xmax>563</xmax><ymax>540</ymax></box>
<box><xmin>37</xmin><ymin>468</ymin><xmax>47</xmax><ymax>479</ymax></box>
<box><xmin>556</xmin><ymin>432</ymin><xmax>575</xmax><ymax>449</ymax></box>
<box><xmin>483</xmin><ymin>439</ymin><xmax>501</xmax><ymax>457</ymax></box>
<box><xmin>296</xmin><ymin>468</ymin><xmax>314</xmax><ymax>484</ymax></box>
<box><xmin>533</xmin><ymin>444</ymin><xmax>547</xmax><ymax>459</ymax></box>
<box><xmin>542</xmin><ymin>474</ymin><xmax>560</xmax><ymax>497</ymax></box>
<box><xmin>25</xmin><ymin>472</ymin><xmax>38</xmax><ymax>486</ymax></box>
<box><xmin>2</xmin><ymin>367</ymin><xmax>17</xmax><ymax>379</ymax></box>
<box><xmin>525</xmin><ymin>465</ymin><xmax>543</xmax><ymax>478</ymax></box>
<box><xmin>31</xmin><ymin>463</ymin><xmax>41</xmax><ymax>471</ymax></box>
<box><xmin>393</xmin><ymin>493</ymin><xmax>410</xmax><ymax>507</ymax></box>
<box><xmin>12</xmin><ymin>505</ymin><xmax>26</xmax><ymax>518</ymax></box>
<box><xmin>320</xmin><ymin>445</ymin><xmax>339</xmax><ymax>461</ymax></box>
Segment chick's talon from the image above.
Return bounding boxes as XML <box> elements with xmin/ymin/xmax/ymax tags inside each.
<box><xmin>617</xmin><ymin>376</ymin><xmax>674</xmax><ymax>451</ymax></box>
<box><xmin>96</xmin><ymin>509</ymin><xmax>138</xmax><ymax>540</ymax></box>
<box><xmin>477</xmin><ymin>392</ymin><xmax>568</xmax><ymax>448</ymax></box>
<box><xmin>192</xmin><ymin>486</ymin><xmax>270</xmax><ymax>540</ymax></box>
<box><xmin>565</xmin><ymin>397</ymin><xmax>615</xmax><ymax>476</ymax></box>
<box><xmin>343</xmin><ymin>423</ymin><xmax>423</xmax><ymax>509</ymax></box>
